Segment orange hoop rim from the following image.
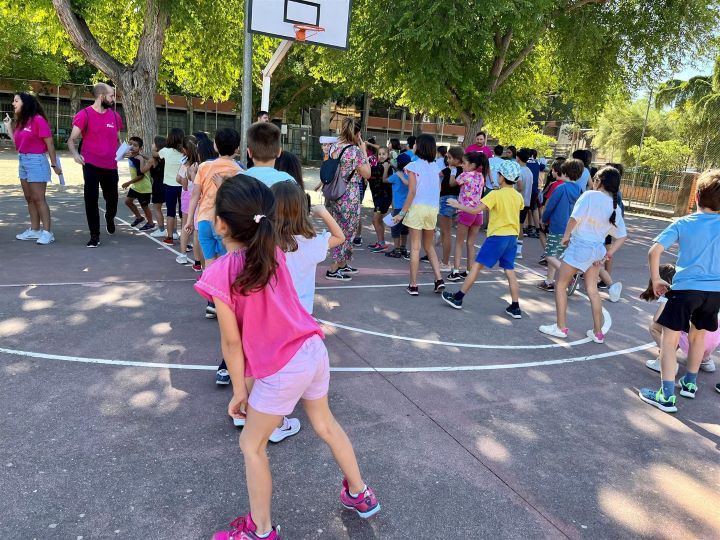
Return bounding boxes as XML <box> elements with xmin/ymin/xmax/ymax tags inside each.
<box><xmin>293</xmin><ymin>23</ymin><xmax>325</xmax><ymax>42</ymax></box>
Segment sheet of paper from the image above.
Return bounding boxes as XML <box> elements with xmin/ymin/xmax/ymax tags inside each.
<box><xmin>383</xmin><ymin>213</ymin><xmax>395</xmax><ymax>226</ymax></box>
<box><xmin>56</xmin><ymin>156</ymin><xmax>65</xmax><ymax>185</ymax></box>
<box><xmin>115</xmin><ymin>142</ymin><xmax>130</xmax><ymax>161</ymax></box>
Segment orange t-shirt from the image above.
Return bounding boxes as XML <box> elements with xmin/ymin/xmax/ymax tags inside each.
<box><xmin>195</xmin><ymin>158</ymin><xmax>242</xmax><ymax>222</ymax></box>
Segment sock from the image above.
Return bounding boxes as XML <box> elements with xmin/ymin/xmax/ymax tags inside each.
<box><xmin>510</xmin><ymin>301</ymin><xmax>519</xmax><ymax>309</ymax></box>
<box><xmin>684</xmin><ymin>372</ymin><xmax>698</xmax><ymax>385</ymax></box>
<box><xmin>349</xmin><ymin>484</ymin><xmax>367</xmax><ymax>498</ymax></box>
<box><xmin>256</xmin><ymin>530</ymin><xmax>272</xmax><ymax>539</ymax></box>
<box><xmin>661</xmin><ymin>380</ymin><xmax>675</xmax><ymax>400</ymax></box>
<box><xmin>455</xmin><ymin>291</ymin><xmax>465</xmax><ymax>300</ymax></box>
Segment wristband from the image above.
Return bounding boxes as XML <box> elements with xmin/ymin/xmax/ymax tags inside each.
<box><xmin>399</xmin><ymin>210</ymin><xmax>407</xmax><ymax>217</ymax></box>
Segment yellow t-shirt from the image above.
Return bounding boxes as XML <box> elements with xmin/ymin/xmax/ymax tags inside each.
<box><xmin>195</xmin><ymin>158</ymin><xmax>242</xmax><ymax>222</ymax></box>
<box><xmin>481</xmin><ymin>186</ymin><xmax>525</xmax><ymax>237</ymax></box>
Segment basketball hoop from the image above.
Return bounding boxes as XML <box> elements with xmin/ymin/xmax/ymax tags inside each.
<box><xmin>293</xmin><ymin>23</ymin><xmax>325</xmax><ymax>42</ymax></box>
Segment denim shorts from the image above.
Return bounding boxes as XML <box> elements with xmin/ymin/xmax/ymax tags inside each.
<box><xmin>439</xmin><ymin>195</ymin><xmax>458</xmax><ymax>218</ymax></box>
<box><xmin>19</xmin><ymin>153</ymin><xmax>51</xmax><ymax>182</ymax></box>
<box><xmin>476</xmin><ymin>235</ymin><xmax>518</xmax><ymax>270</ymax></box>
<box><xmin>197</xmin><ymin>220</ymin><xmax>227</xmax><ymax>260</ymax></box>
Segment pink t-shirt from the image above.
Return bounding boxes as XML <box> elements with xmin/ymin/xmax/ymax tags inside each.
<box><xmin>456</xmin><ymin>170</ymin><xmax>485</xmax><ymax>208</ymax></box>
<box><xmin>73</xmin><ymin>106</ymin><xmax>123</xmax><ymax>170</ymax></box>
<box><xmin>13</xmin><ymin>115</ymin><xmax>51</xmax><ymax>154</ymax></box>
<box><xmin>465</xmin><ymin>144</ymin><xmax>493</xmax><ymax>158</ymax></box>
<box><xmin>194</xmin><ymin>248</ymin><xmax>324</xmax><ymax>379</ymax></box>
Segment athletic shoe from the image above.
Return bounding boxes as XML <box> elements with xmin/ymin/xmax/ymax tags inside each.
<box><xmin>406</xmin><ymin>285</ymin><xmax>419</xmax><ymax>296</ymax></box>
<box><xmin>326</xmin><ymin>270</ymin><xmax>352</xmax><ymax>281</ymax></box>
<box><xmin>36</xmin><ymin>231</ymin><xmax>55</xmax><ymax>245</ymax></box>
<box><xmin>539</xmin><ymin>324</ymin><xmax>568</xmax><ymax>339</ymax></box>
<box><xmin>150</xmin><ymin>228</ymin><xmax>166</xmax><ymax>238</ymax></box>
<box><xmin>163</xmin><ymin>237</ymin><xmax>174</xmax><ymax>245</ymax></box>
<box><xmin>172</xmin><ymin>232</ymin><xmax>179</xmax><ymax>240</ymax></box>
<box><xmin>106</xmin><ymin>216</ymin><xmax>115</xmax><ymax>235</ymax></box>
<box><xmin>645</xmin><ymin>357</ymin><xmax>679</xmax><ymax>375</ymax></box>
<box><xmin>439</xmin><ymin>263</ymin><xmax>452</xmax><ymax>272</ymax></box>
<box><xmin>139</xmin><ymin>222</ymin><xmax>156</xmax><ymax>231</ymax></box>
<box><xmin>420</xmin><ymin>255</ymin><xmax>430</xmax><ymax>264</ymax></box>
<box><xmin>216</xmin><ymin>369</ymin><xmax>230</xmax><ymax>385</ymax></box>
<box><xmin>515</xmin><ymin>251</ymin><xmax>523</xmax><ymax>260</ymax></box>
<box><xmin>536</xmin><ymin>281</ymin><xmax>555</xmax><ymax>292</ymax></box>
<box><xmin>677</xmin><ymin>376</ymin><xmax>698</xmax><ymax>399</ymax></box>
<box><xmin>352</xmin><ymin>236</ymin><xmax>362</xmax><ymax>246</ymax></box>
<box><xmin>186</xmin><ymin>245</ymin><xmax>193</xmax><ymax>252</ymax></box>
<box><xmin>441</xmin><ymin>291</ymin><xmax>462</xmax><ymax>309</ymax></box>
<box><xmin>385</xmin><ymin>248</ymin><xmax>403</xmax><ymax>258</ymax></box>
<box><xmin>370</xmin><ymin>243</ymin><xmax>388</xmax><ymax>253</ymax></box>
<box><xmin>638</xmin><ymin>388</ymin><xmax>677</xmax><ymax>413</ymax></box>
<box><xmin>538</xmin><ymin>258</ymin><xmax>548</xmax><ymax>267</ymax></box>
<box><xmin>206</xmin><ymin>303</ymin><xmax>217</xmax><ymax>319</ymax></box>
<box><xmin>597</xmin><ymin>280</ymin><xmax>609</xmax><ymax>290</ymax></box>
<box><xmin>367</xmin><ymin>242</ymin><xmax>382</xmax><ymax>250</ymax></box>
<box><xmin>586</xmin><ymin>329</ymin><xmax>605</xmax><ymax>344</ymax></box>
<box><xmin>338</xmin><ymin>265</ymin><xmax>358</xmax><ymax>274</ymax></box>
<box><xmin>505</xmin><ymin>305</ymin><xmax>522</xmax><ymax>319</ymax></box>
<box><xmin>567</xmin><ymin>272</ymin><xmax>581</xmax><ymax>296</ymax></box>
<box><xmin>340</xmin><ymin>478</ymin><xmax>381</xmax><ymax>519</ymax></box>
<box><xmin>526</xmin><ymin>230</ymin><xmax>540</xmax><ymax>239</ymax></box>
<box><xmin>701</xmin><ymin>358</ymin><xmax>716</xmax><ymax>372</ymax></box>
<box><xmin>447</xmin><ymin>270</ymin><xmax>464</xmax><ymax>282</ymax></box>
<box><xmin>86</xmin><ymin>235</ymin><xmax>100</xmax><ymax>248</ymax></box>
<box><xmin>176</xmin><ymin>254</ymin><xmax>189</xmax><ymax>265</ymax></box>
<box><xmin>716</xmin><ymin>383</ymin><xmax>720</xmax><ymax>394</ymax></box>
<box><xmin>434</xmin><ymin>279</ymin><xmax>445</xmax><ymax>293</ymax></box>
<box><xmin>401</xmin><ymin>250</ymin><xmax>411</xmax><ymax>261</ymax></box>
<box><xmin>192</xmin><ymin>263</ymin><xmax>202</xmax><ymax>272</ymax></box>
<box><xmin>212</xmin><ymin>514</ymin><xmax>279</xmax><ymax>540</ymax></box>
<box><xmin>608</xmin><ymin>282</ymin><xmax>623</xmax><ymax>302</ymax></box>
<box><xmin>268</xmin><ymin>417</ymin><xmax>301</xmax><ymax>443</ymax></box>
<box><xmin>130</xmin><ymin>217</ymin><xmax>145</xmax><ymax>228</ymax></box>
<box><xmin>16</xmin><ymin>228</ymin><xmax>42</xmax><ymax>241</ymax></box>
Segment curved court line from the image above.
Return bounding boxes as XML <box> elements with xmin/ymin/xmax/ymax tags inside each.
<box><xmin>0</xmin><ymin>341</ymin><xmax>654</xmax><ymax>373</ymax></box>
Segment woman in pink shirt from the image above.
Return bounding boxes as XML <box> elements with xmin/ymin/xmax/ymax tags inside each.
<box><xmin>195</xmin><ymin>176</ymin><xmax>379</xmax><ymax>539</ymax></box>
<box><xmin>3</xmin><ymin>93</ymin><xmax>62</xmax><ymax>245</ymax></box>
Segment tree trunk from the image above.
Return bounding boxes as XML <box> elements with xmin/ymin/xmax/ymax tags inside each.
<box><xmin>320</xmin><ymin>100</ymin><xmax>332</xmax><ymax>134</ymax></box>
<box><xmin>117</xmin><ymin>77</ymin><xmax>160</xmax><ymax>150</ymax></box>
<box><xmin>463</xmin><ymin>117</ymin><xmax>484</xmax><ymax>146</ymax></box>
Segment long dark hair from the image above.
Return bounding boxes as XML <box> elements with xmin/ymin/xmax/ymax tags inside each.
<box><xmin>14</xmin><ymin>93</ymin><xmax>47</xmax><ymax>129</ymax></box>
<box><xmin>215</xmin><ymin>176</ymin><xmax>278</xmax><ymax>295</ymax></box>
<box><xmin>271</xmin><ymin>181</ymin><xmax>315</xmax><ymax>253</ymax></box>
<box><xmin>166</xmin><ymin>128</ymin><xmax>185</xmax><ymax>151</ymax></box>
<box><xmin>274</xmin><ymin>151</ymin><xmax>304</xmax><ymax>189</ymax></box>
<box><xmin>463</xmin><ymin>151</ymin><xmax>490</xmax><ymax>177</ymax></box>
<box><xmin>639</xmin><ymin>264</ymin><xmax>676</xmax><ymax>301</ymax></box>
<box><xmin>197</xmin><ymin>136</ymin><xmax>218</xmax><ymax>162</ymax></box>
<box><xmin>595</xmin><ymin>166</ymin><xmax>621</xmax><ymax>226</ymax></box>
<box><xmin>182</xmin><ymin>136</ymin><xmax>199</xmax><ymax>166</ymax></box>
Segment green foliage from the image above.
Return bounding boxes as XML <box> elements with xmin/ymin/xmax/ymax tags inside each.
<box><xmin>627</xmin><ymin>136</ymin><xmax>691</xmax><ymax>172</ymax></box>
<box><xmin>484</xmin><ymin>112</ymin><xmax>557</xmax><ymax>156</ymax></box>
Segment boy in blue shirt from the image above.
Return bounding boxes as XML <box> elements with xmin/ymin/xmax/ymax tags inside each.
<box><xmin>384</xmin><ymin>153</ymin><xmax>412</xmax><ymax>258</ymax></box>
<box><xmin>243</xmin><ymin>122</ymin><xmax>295</xmax><ymax>186</ymax></box>
<box><xmin>639</xmin><ymin>170</ymin><xmax>720</xmax><ymax>412</ymax></box>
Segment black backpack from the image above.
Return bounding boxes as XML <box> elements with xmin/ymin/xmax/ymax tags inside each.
<box><xmin>320</xmin><ymin>144</ymin><xmax>356</xmax><ymax>201</ymax></box>
<box><xmin>320</xmin><ymin>144</ymin><xmax>355</xmax><ymax>185</ymax></box>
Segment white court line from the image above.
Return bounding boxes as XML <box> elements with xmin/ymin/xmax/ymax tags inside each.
<box><xmin>0</xmin><ymin>278</ymin><xmax>197</xmax><ymax>288</ymax></box>
<box><xmin>0</xmin><ymin>341</ymin><xmax>655</xmax><ymax>373</ymax></box>
<box><xmin>103</xmin><ymin>207</ymin><xmax>185</xmax><ymax>258</ymax></box>
<box><xmin>316</xmin><ymin>278</ymin><xmax>538</xmax><ymax>290</ymax></box>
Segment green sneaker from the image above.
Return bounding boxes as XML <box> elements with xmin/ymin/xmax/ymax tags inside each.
<box><xmin>638</xmin><ymin>388</ymin><xmax>677</xmax><ymax>413</ymax></box>
<box><xmin>678</xmin><ymin>377</ymin><xmax>698</xmax><ymax>399</ymax></box>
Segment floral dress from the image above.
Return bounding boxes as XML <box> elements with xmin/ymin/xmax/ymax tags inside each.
<box><xmin>326</xmin><ymin>143</ymin><xmax>368</xmax><ymax>263</ymax></box>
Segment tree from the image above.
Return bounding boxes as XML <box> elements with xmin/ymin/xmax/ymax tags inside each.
<box><xmin>484</xmin><ymin>112</ymin><xmax>557</xmax><ymax>156</ymax></box>
<box><xmin>308</xmin><ymin>0</ymin><xmax>717</xmax><ymax>142</ymax></box>
<box><xmin>627</xmin><ymin>137</ymin><xmax>691</xmax><ymax>173</ymax></box>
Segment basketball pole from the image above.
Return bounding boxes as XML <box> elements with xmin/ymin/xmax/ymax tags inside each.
<box><xmin>240</xmin><ymin>0</ymin><xmax>253</xmax><ymax>165</ymax></box>
<box><xmin>261</xmin><ymin>40</ymin><xmax>294</xmax><ymax>112</ymax></box>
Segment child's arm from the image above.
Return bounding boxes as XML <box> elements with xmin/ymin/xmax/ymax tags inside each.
<box><xmin>560</xmin><ymin>217</ymin><xmax>577</xmax><ymax>246</ymax></box>
<box><xmin>184</xmin><ymin>181</ymin><xmax>202</xmax><ymax>232</ymax></box>
<box><xmin>311</xmin><ymin>205</ymin><xmax>345</xmax><ymax>249</ymax></box>
<box><xmin>215</xmin><ymin>299</ymin><xmax>248</xmax><ymax>421</ymax></box>
<box><xmin>140</xmin><ymin>155</ymin><xmax>154</xmax><ymax>174</ymax></box>
<box><xmin>397</xmin><ymin>171</ymin><xmax>409</xmax><ymax>186</ymax></box>
<box><xmin>648</xmin><ymin>243</ymin><xmax>670</xmax><ymax>297</ymax></box>
<box><xmin>541</xmin><ymin>188</ymin><xmax>560</xmax><ymax>223</ymax></box>
<box><xmin>122</xmin><ymin>158</ymin><xmax>146</xmax><ymax>189</ymax></box>
<box><xmin>447</xmin><ymin>198</ymin><xmax>487</xmax><ymax>215</ymax></box>
<box><xmin>381</xmin><ymin>162</ymin><xmax>391</xmax><ymax>182</ymax></box>
<box><xmin>449</xmin><ymin>168</ymin><xmax>460</xmax><ymax>187</ymax></box>
<box><xmin>393</xmin><ymin>171</ymin><xmax>417</xmax><ymax>223</ymax></box>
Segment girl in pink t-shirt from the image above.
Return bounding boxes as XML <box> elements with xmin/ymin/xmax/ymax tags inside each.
<box><xmin>195</xmin><ymin>177</ymin><xmax>379</xmax><ymax>540</ymax></box>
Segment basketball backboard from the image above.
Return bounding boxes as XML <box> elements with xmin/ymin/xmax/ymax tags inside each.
<box><xmin>249</xmin><ymin>0</ymin><xmax>352</xmax><ymax>50</ymax></box>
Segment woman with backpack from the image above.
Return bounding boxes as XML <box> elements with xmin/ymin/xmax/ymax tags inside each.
<box><xmin>324</xmin><ymin>118</ymin><xmax>371</xmax><ymax>281</ymax></box>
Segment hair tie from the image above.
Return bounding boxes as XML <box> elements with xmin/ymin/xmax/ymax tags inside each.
<box><xmin>253</xmin><ymin>214</ymin><xmax>266</xmax><ymax>224</ymax></box>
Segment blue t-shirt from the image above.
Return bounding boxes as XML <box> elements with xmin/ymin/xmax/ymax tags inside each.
<box><xmin>654</xmin><ymin>212</ymin><xmax>720</xmax><ymax>292</ymax></box>
<box><xmin>526</xmin><ymin>159</ymin><xmax>545</xmax><ymax>193</ymax></box>
<box><xmin>576</xmin><ymin>168</ymin><xmax>590</xmax><ymax>192</ymax></box>
<box><xmin>243</xmin><ymin>166</ymin><xmax>295</xmax><ymax>187</ymax></box>
<box><xmin>403</xmin><ymin>149</ymin><xmax>418</xmax><ymax>162</ymax></box>
<box><xmin>388</xmin><ymin>172</ymin><xmax>409</xmax><ymax>209</ymax></box>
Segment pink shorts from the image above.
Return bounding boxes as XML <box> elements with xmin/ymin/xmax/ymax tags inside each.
<box><xmin>248</xmin><ymin>335</ymin><xmax>330</xmax><ymax>416</ymax></box>
<box><xmin>458</xmin><ymin>210</ymin><xmax>483</xmax><ymax>227</ymax></box>
<box><xmin>679</xmin><ymin>327</ymin><xmax>720</xmax><ymax>359</ymax></box>
<box><xmin>180</xmin><ymin>190</ymin><xmax>192</xmax><ymax>215</ymax></box>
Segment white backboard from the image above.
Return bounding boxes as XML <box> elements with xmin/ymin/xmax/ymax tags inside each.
<box><xmin>249</xmin><ymin>0</ymin><xmax>352</xmax><ymax>50</ymax></box>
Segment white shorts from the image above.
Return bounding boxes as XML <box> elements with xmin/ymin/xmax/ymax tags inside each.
<box><xmin>561</xmin><ymin>239</ymin><xmax>606</xmax><ymax>272</ymax></box>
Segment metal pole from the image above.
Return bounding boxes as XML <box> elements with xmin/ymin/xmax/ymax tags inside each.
<box><xmin>56</xmin><ymin>85</ymin><xmax>60</xmax><ymax>141</ymax></box>
<box><xmin>631</xmin><ymin>87</ymin><xmax>653</xmax><ymax>200</ymax></box>
<box><xmin>240</xmin><ymin>0</ymin><xmax>253</xmax><ymax>165</ymax></box>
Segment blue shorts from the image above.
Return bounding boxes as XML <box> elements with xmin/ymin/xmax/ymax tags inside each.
<box><xmin>197</xmin><ymin>220</ymin><xmax>226</xmax><ymax>260</ymax></box>
<box><xmin>19</xmin><ymin>153</ymin><xmax>51</xmax><ymax>182</ymax></box>
<box><xmin>439</xmin><ymin>195</ymin><xmax>458</xmax><ymax>218</ymax></box>
<box><xmin>476</xmin><ymin>235</ymin><xmax>517</xmax><ymax>270</ymax></box>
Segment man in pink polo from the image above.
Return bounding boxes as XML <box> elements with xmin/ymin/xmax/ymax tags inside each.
<box><xmin>68</xmin><ymin>83</ymin><xmax>123</xmax><ymax>248</ymax></box>
<box><xmin>465</xmin><ymin>131</ymin><xmax>493</xmax><ymax>158</ymax></box>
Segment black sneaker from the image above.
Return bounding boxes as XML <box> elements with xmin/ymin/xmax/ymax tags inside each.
<box><xmin>536</xmin><ymin>281</ymin><xmax>555</xmax><ymax>292</ymax></box>
<box><xmin>406</xmin><ymin>285</ymin><xmax>419</xmax><ymax>296</ymax></box>
<box><xmin>459</xmin><ymin>270</ymin><xmax>468</xmax><ymax>279</ymax></box>
<box><xmin>402</xmin><ymin>251</ymin><xmax>411</xmax><ymax>261</ymax></box>
<box><xmin>326</xmin><ymin>270</ymin><xmax>352</xmax><ymax>281</ymax></box>
<box><xmin>420</xmin><ymin>255</ymin><xmax>430</xmax><ymax>264</ymax></box>
<box><xmin>215</xmin><ymin>369</ymin><xmax>230</xmax><ymax>385</ymax></box>
<box><xmin>715</xmin><ymin>382</ymin><xmax>720</xmax><ymax>394</ymax></box>
<box><xmin>441</xmin><ymin>291</ymin><xmax>462</xmax><ymax>309</ymax></box>
<box><xmin>385</xmin><ymin>248</ymin><xmax>402</xmax><ymax>258</ymax></box>
<box><xmin>86</xmin><ymin>235</ymin><xmax>100</xmax><ymax>248</ymax></box>
<box><xmin>434</xmin><ymin>279</ymin><xmax>446</xmax><ymax>293</ymax></box>
<box><xmin>139</xmin><ymin>222</ymin><xmax>156</xmax><ymax>231</ymax></box>
<box><xmin>205</xmin><ymin>303</ymin><xmax>217</xmax><ymax>319</ymax></box>
<box><xmin>106</xmin><ymin>216</ymin><xmax>116</xmax><ymax>235</ymax></box>
<box><xmin>130</xmin><ymin>217</ymin><xmax>145</xmax><ymax>228</ymax></box>
<box><xmin>338</xmin><ymin>264</ymin><xmax>358</xmax><ymax>274</ymax></box>
<box><xmin>598</xmin><ymin>280</ymin><xmax>609</xmax><ymax>290</ymax></box>
<box><xmin>505</xmin><ymin>305</ymin><xmax>522</xmax><ymax>319</ymax></box>
<box><xmin>538</xmin><ymin>258</ymin><xmax>548</xmax><ymax>267</ymax></box>
<box><xmin>567</xmin><ymin>272</ymin><xmax>581</xmax><ymax>296</ymax></box>
<box><xmin>352</xmin><ymin>237</ymin><xmax>362</xmax><ymax>246</ymax></box>
<box><xmin>447</xmin><ymin>271</ymin><xmax>464</xmax><ymax>282</ymax></box>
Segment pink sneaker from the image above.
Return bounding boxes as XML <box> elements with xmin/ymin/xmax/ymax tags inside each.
<box><xmin>339</xmin><ymin>478</ymin><xmax>381</xmax><ymax>518</ymax></box>
<box><xmin>213</xmin><ymin>514</ymin><xmax>279</xmax><ymax>540</ymax></box>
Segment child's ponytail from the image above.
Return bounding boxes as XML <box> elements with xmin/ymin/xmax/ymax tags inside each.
<box><xmin>639</xmin><ymin>264</ymin><xmax>676</xmax><ymax>301</ymax></box>
<box><xmin>216</xmin><ymin>175</ymin><xmax>278</xmax><ymax>295</ymax></box>
<box><xmin>595</xmin><ymin>166</ymin><xmax>621</xmax><ymax>226</ymax></box>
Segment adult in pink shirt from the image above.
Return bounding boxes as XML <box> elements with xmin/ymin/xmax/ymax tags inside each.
<box><xmin>68</xmin><ymin>83</ymin><xmax>123</xmax><ymax>248</ymax></box>
<box><xmin>464</xmin><ymin>131</ymin><xmax>493</xmax><ymax>158</ymax></box>
<box><xmin>3</xmin><ymin>93</ymin><xmax>62</xmax><ymax>245</ymax></box>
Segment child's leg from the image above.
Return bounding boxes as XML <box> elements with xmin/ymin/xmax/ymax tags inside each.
<box><xmin>459</xmin><ymin>262</ymin><xmax>485</xmax><ymax>295</ymax></box>
<box><xmin>546</xmin><ymin>256</ymin><xmax>561</xmax><ymax>283</ymax></box>
<box><xmin>553</xmin><ymin>262</ymin><xmax>579</xmax><ymax>329</ymax></box>
<box><xmin>408</xmin><ymin>228</ymin><xmax>422</xmax><ymax>286</ymax></box>
<box><xmin>166</xmin><ymin>214</ymin><xmax>176</xmax><ymax>238</ymax></box>
<box><xmin>141</xmin><ymin>203</ymin><xmax>154</xmax><ymax>223</ymax></box>
<box><xmin>598</xmin><ymin>267</ymin><xmax>613</xmax><ymax>286</ymax></box>
<box><xmin>302</xmin><ymin>395</ymin><xmax>365</xmax><ymax>494</ymax></box>
<box><xmin>422</xmin><ymin>229</ymin><xmax>442</xmax><ymax>280</ymax></box>
<box><xmin>659</xmin><ymin>328</ymin><xmax>682</xmax><ymax>385</ymax></box>
<box><xmin>400</xmin><ymin>233</ymin><xmax>407</xmax><ymax>249</ymax></box>
<box><xmin>685</xmin><ymin>324</ymin><xmax>707</xmax><ymax>374</ymax></box>
<box><xmin>238</xmin><ymin>406</ymin><xmax>284</xmax><ymax>534</ymax></box>
<box><xmin>504</xmin><ymin>269</ymin><xmax>520</xmax><ymax>303</ymax></box>
<box><xmin>125</xmin><ymin>197</ymin><xmax>141</xmax><ymax>218</ymax></box>
<box><xmin>153</xmin><ymin>203</ymin><xmax>165</xmax><ymax>230</ymax></box>
<box><xmin>193</xmin><ymin>234</ymin><xmax>203</xmax><ymax>265</ymax></box>
<box><xmin>372</xmin><ymin>212</ymin><xmax>385</xmax><ymax>244</ymax></box>
<box><xmin>583</xmin><ymin>265</ymin><xmax>603</xmax><ymax>334</ymax></box>
<box><xmin>466</xmin><ymin>225</ymin><xmax>481</xmax><ymax>265</ymax></box>
<box><xmin>438</xmin><ymin>215</ymin><xmax>453</xmax><ymax>265</ymax></box>
<box><xmin>179</xmin><ymin>213</ymin><xmax>188</xmax><ymax>253</ymax></box>
<box><xmin>454</xmin><ymin>224</ymin><xmax>468</xmax><ymax>271</ymax></box>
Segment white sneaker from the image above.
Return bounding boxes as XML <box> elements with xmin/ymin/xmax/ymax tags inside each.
<box><xmin>150</xmin><ymin>228</ymin><xmax>166</xmax><ymax>238</ymax></box>
<box><xmin>439</xmin><ymin>263</ymin><xmax>452</xmax><ymax>272</ymax></box>
<box><xmin>586</xmin><ymin>329</ymin><xmax>605</xmax><ymax>344</ymax></box>
<box><xmin>172</xmin><ymin>231</ymin><xmax>179</xmax><ymax>240</ymax></box>
<box><xmin>608</xmin><ymin>282</ymin><xmax>623</xmax><ymax>302</ymax></box>
<box><xmin>700</xmin><ymin>357</ymin><xmax>716</xmax><ymax>372</ymax></box>
<box><xmin>36</xmin><ymin>231</ymin><xmax>55</xmax><ymax>245</ymax></box>
<box><xmin>645</xmin><ymin>357</ymin><xmax>679</xmax><ymax>374</ymax></box>
<box><xmin>515</xmin><ymin>251</ymin><xmax>523</xmax><ymax>259</ymax></box>
<box><xmin>16</xmin><ymin>228</ymin><xmax>42</xmax><ymax>241</ymax></box>
<box><xmin>539</xmin><ymin>323</ymin><xmax>568</xmax><ymax>339</ymax></box>
<box><xmin>268</xmin><ymin>417</ymin><xmax>301</xmax><ymax>443</ymax></box>
<box><xmin>175</xmin><ymin>254</ymin><xmax>189</xmax><ymax>265</ymax></box>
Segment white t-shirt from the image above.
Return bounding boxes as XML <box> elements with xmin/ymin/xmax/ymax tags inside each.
<box><xmin>570</xmin><ymin>190</ymin><xmax>627</xmax><ymax>244</ymax></box>
<box><xmin>284</xmin><ymin>231</ymin><xmax>330</xmax><ymax>314</ymax></box>
<box><xmin>159</xmin><ymin>147</ymin><xmax>185</xmax><ymax>187</ymax></box>
<box><xmin>519</xmin><ymin>166</ymin><xmax>533</xmax><ymax>207</ymax></box>
<box><xmin>488</xmin><ymin>156</ymin><xmax>504</xmax><ymax>189</ymax></box>
<box><xmin>405</xmin><ymin>159</ymin><xmax>441</xmax><ymax>208</ymax></box>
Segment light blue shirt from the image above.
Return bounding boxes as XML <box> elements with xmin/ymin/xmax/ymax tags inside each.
<box><xmin>576</xmin><ymin>168</ymin><xmax>590</xmax><ymax>192</ymax></box>
<box><xmin>654</xmin><ymin>212</ymin><xmax>720</xmax><ymax>291</ymax></box>
<box><xmin>243</xmin><ymin>166</ymin><xmax>295</xmax><ymax>187</ymax></box>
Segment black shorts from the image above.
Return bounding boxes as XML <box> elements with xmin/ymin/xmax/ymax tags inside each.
<box><xmin>657</xmin><ymin>290</ymin><xmax>720</xmax><ymax>332</ymax></box>
<box><xmin>530</xmin><ymin>191</ymin><xmax>539</xmax><ymax>210</ymax></box>
<box><xmin>127</xmin><ymin>189</ymin><xmax>151</xmax><ymax>206</ymax></box>
<box><xmin>519</xmin><ymin>207</ymin><xmax>529</xmax><ymax>225</ymax></box>
<box><xmin>151</xmin><ymin>180</ymin><xmax>165</xmax><ymax>205</ymax></box>
<box><xmin>373</xmin><ymin>195</ymin><xmax>391</xmax><ymax>214</ymax></box>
